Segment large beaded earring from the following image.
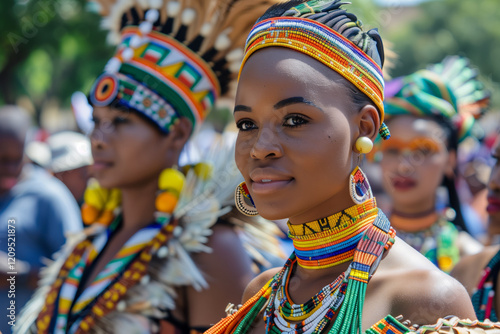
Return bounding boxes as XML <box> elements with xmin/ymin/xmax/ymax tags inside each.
<box><xmin>81</xmin><ymin>179</ymin><xmax>121</xmax><ymax>226</ymax></box>
<box><xmin>235</xmin><ymin>182</ymin><xmax>258</xmax><ymax>216</ymax></box>
<box><xmin>349</xmin><ymin>166</ymin><xmax>374</xmax><ymax>205</ymax></box>
<box><xmin>155</xmin><ymin>168</ymin><xmax>185</xmax><ymax>224</ymax></box>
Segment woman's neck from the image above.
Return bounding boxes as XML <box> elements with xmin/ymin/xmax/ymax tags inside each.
<box><xmin>120</xmin><ymin>178</ymin><xmax>159</xmax><ymax>233</ymax></box>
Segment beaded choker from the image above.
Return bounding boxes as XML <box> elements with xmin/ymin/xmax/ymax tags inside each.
<box><xmin>288</xmin><ymin>198</ymin><xmax>378</xmax><ymax>269</ymax></box>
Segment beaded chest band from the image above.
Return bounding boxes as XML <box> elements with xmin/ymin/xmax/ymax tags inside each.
<box><xmin>239</xmin><ymin>17</ymin><xmax>388</xmax><ymax>138</ymax></box>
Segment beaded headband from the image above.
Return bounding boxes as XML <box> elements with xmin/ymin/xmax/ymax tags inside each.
<box><xmin>239</xmin><ymin>17</ymin><xmax>389</xmax><ymax>139</ymax></box>
<box><xmin>90</xmin><ymin>16</ymin><xmax>219</xmax><ymax>134</ymax></box>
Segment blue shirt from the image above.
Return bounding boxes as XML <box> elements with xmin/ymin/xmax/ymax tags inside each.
<box><xmin>0</xmin><ymin>164</ymin><xmax>82</xmax><ymax>333</ymax></box>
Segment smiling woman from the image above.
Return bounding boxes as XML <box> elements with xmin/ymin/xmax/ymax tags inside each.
<box><xmin>206</xmin><ymin>1</ymin><xmax>479</xmax><ymax>333</ymax></box>
<box><xmin>14</xmin><ymin>0</ymin><xmax>283</xmax><ymax>333</ymax></box>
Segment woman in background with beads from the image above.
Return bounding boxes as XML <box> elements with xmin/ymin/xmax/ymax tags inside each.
<box><xmin>452</xmin><ymin>135</ymin><xmax>500</xmax><ymax>321</ymax></box>
<box><xmin>205</xmin><ymin>1</ymin><xmax>476</xmax><ymax>333</ymax></box>
<box><xmin>14</xmin><ymin>0</ymin><xmax>282</xmax><ymax>333</ymax></box>
<box><xmin>379</xmin><ymin>57</ymin><xmax>488</xmax><ymax>273</ymax></box>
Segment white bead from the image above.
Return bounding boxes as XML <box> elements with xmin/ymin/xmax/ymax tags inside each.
<box><xmin>129</xmin><ymin>35</ymin><xmax>142</xmax><ymax>48</ymax></box>
<box><xmin>104</xmin><ymin>57</ymin><xmax>121</xmax><ymax>73</ymax></box>
<box><xmin>145</xmin><ymin>9</ymin><xmax>160</xmax><ymax>23</ymax></box>
<box><xmin>167</xmin><ymin>1</ymin><xmax>180</xmax><ymax>16</ymax></box>
<box><xmin>173</xmin><ymin>226</ymin><xmax>183</xmax><ymax>237</ymax></box>
<box><xmin>157</xmin><ymin>246</ymin><xmax>169</xmax><ymax>258</ymax></box>
<box><xmin>140</xmin><ymin>275</ymin><xmax>150</xmax><ymax>285</ymax></box>
<box><xmin>122</xmin><ymin>48</ymin><xmax>134</xmax><ymax>61</ymax></box>
<box><xmin>148</xmin><ymin>0</ymin><xmax>162</xmax><ymax>9</ymax></box>
<box><xmin>215</xmin><ymin>33</ymin><xmax>230</xmax><ymax>51</ymax></box>
<box><xmin>200</xmin><ymin>23</ymin><xmax>213</xmax><ymax>36</ymax></box>
<box><xmin>225</xmin><ymin>48</ymin><xmax>244</xmax><ymax>62</ymax></box>
<box><xmin>181</xmin><ymin>8</ymin><xmax>196</xmax><ymax>25</ymax></box>
<box><xmin>116</xmin><ymin>301</ymin><xmax>126</xmax><ymax>311</ymax></box>
<box><xmin>139</xmin><ymin>21</ymin><xmax>153</xmax><ymax>34</ymax></box>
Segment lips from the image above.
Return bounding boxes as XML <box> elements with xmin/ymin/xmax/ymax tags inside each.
<box><xmin>487</xmin><ymin>196</ymin><xmax>500</xmax><ymax>214</ymax></box>
<box><xmin>91</xmin><ymin>159</ymin><xmax>114</xmax><ymax>172</ymax></box>
<box><xmin>249</xmin><ymin>168</ymin><xmax>293</xmax><ymax>195</ymax></box>
<box><xmin>391</xmin><ymin>176</ymin><xmax>417</xmax><ymax>191</ymax></box>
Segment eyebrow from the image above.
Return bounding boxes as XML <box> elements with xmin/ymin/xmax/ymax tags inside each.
<box><xmin>233</xmin><ymin>96</ymin><xmax>322</xmax><ymax>113</ymax></box>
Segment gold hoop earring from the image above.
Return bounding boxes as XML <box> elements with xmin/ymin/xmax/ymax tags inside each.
<box><xmin>235</xmin><ymin>182</ymin><xmax>258</xmax><ymax>216</ymax></box>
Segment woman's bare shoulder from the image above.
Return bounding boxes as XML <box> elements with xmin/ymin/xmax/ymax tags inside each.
<box><xmin>375</xmin><ymin>238</ymin><xmax>476</xmax><ymax>324</ymax></box>
<box><xmin>242</xmin><ymin>267</ymin><xmax>281</xmax><ymax>303</ymax></box>
<box><xmin>451</xmin><ymin>245</ymin><xmax>500</xmax><ymax>295</ymax></box>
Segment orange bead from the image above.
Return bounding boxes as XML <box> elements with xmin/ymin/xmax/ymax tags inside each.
<box><xmin>155</xmin><ymin>191</ymin><xmax>178</xmax><ymax>213</ymax></box>
<box><xmin>81</xmin><ymin>203</ymin><xmax>100</xmax><ymax>225</ymax></box>
<box><xmin>96</xmin><ymin>210</ymin><xmax>114</xmax><ymax>226</ymax></box>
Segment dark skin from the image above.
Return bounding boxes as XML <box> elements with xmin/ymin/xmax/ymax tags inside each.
<box><xmin>234</xmin><ymin>48</ymin><xmax>475</xmax><ymax>332</ymax></box>
<box><xmin>451</xmin><ymin>138</ymin><xmax>500</xmax><ymax>316</ymax></box>
<box><xmin>89</xmin><ymin>107</ymin><xmax>255</xmax><ymax>330</ymax></box>
<box><xmin>0</xmin><ymin>134</ymin><xmax>39</xmax><ymax>289</ymax></box>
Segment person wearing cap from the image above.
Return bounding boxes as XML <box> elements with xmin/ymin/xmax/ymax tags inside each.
<box><xmin>0</xmin><ymin>106</ymin><xmax>82</xmax><ymax>334</ymax></box>
<box><xmin>48</xmin><ymin>131</ymin><xmax>93</xmax><ymax>205</ymax></box>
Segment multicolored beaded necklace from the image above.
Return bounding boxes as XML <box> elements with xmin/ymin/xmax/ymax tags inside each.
<box><xmin>205</xmin><ymin>200</ymin><xmax>396</xmax><ymax>334</ymax></box>
<box><xmin>35</xmin><ymin>216</ymin><xmax>178</xmax><ymax>333</ymax></box>
<box><xmin>472</xmin><ymin>248</ymin><xmax>500</xmax><ymax>321</ymax></box>
<box><xmin>391</xmin><ymin>212</ymin><xmax>459</xmax><ymax>273</ymax></box>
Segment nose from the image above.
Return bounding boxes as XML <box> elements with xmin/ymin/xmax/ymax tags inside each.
<box><xmin>90</xmin><ymin>125</ymin><xmax>109</xmax><ymax>151</ymax></box>
<box><xmin>397</xmin><ymin>154</ymin><xmax>415</xmax><ymax>177</ymax></box>
<box><xmin>489</xmin><ymin>164</ymin><xmax>500</xmax><ymax>193</ymax></box>
<box><xmin>250</xmin><ymin>127</ymin><xmax>283</xmax><ymax>160</ymax></box>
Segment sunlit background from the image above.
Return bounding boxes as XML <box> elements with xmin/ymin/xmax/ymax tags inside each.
<box><xmin>0</xmin><ymin>0</ymin><xmax>499</xmax><ymax>132</ymax></box>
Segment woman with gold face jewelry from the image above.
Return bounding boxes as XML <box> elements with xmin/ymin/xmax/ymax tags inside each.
<box><xmin>14</xmin><ymin>0</ymin><xmax>283</xmax><ymax>333</ymax></box>
<box><xmin>205</xmin><ymin>1</ymin><xmax>480</xmax><ymax>333</ymax></box>
<box><xmin>379</xmin><ymin>56</ymin><xmax>489</xmax><ymax>274</ymax></box>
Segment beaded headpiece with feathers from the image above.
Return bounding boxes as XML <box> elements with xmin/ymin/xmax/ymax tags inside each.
<box><xmin>89</xmin><ymin>0</ymin><xmax>279</xmax><ymax>133</ymax></box>
<box><xmin>385</xmin><ymin>56</ymin><xmax>490</xmax><ymax>142</ymax></box>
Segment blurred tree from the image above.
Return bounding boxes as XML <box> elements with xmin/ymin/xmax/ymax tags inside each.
<box><xmin>385</xmin><ymin>0</ymin><xmax>500</xmax><ymax>107</ymax></box>
<box><xmin>0</xmin><ymin>0</ymin><xmax>113</xmax><ymax>125</ymax></box>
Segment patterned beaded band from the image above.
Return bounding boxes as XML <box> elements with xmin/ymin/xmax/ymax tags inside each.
<box><xmin>90</xmin><ymin>22</ymin><xmax>220</xmax><ymax>133</ymax></box>
<box><xmin>239</xmin><ymin>17</ymin><xmax>387</xmax><ymax>135</ymax></box>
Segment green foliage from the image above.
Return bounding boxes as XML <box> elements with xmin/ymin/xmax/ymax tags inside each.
<box><xmin>386</xmin><ymin>0</ymin><xmax>500</xmax><ymax>108</ymax></box>
<box><xmin>0</xmin><ymin>0</ymin><xmax>114</xmax><ymax>123</ymax></box>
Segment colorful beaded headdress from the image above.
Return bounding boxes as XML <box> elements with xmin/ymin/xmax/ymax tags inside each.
<box><xmin>384</xmin><ymin>56</ymin><xmax>490</xmax><ymax>142</ymax></box>
<box><xmin>239</xmin><ymin>0</ymin><xmax>391</xmax><ymax>140</ymax></box>
<box><xmin>89</xmin><ymin>0</ymin><xmax>279</xmax><ymax>133</ymax></box>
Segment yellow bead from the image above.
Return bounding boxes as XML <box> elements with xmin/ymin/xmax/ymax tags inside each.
<box><xmin>104</xmin><ymin>188</ymin><xmax>122</xmax><ymax>211</ymax></box>
<box><xmin>158</xmin><ymin>168</ymin><xmax>185</xmax><ymax>193</ymax></box>
<box><xmin>194</xmin><ymin>162</ymin><xmax>213</xmax><ymax>180</ymax></box>
<box><xmin>355</xmin><ymin>137</ymin><xmax>373</xmax><ymax>154</ymax></box>
<box><xmin>155</xmin><ymin>192</ymin><xmax>179</xmax><ymax>213</ymax></box>
<box><xmin>83</xmin><ymin>179</ymin><xmax>109</xmax><ymax>210</ymax></box>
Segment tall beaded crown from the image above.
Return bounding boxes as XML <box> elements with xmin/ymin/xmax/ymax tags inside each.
<box><xmin>89</xmin><ymin>0</ymin><xmax>280</xmax><ymax>134</ymax></box>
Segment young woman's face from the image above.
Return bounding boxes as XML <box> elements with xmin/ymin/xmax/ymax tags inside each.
<box><xmin>90</xmin><ymin>106</ymin><xmax>177</xmax><ymax>189</ymax></box>
<box><xmin>234</xmin><ymin>48</ymin><xmax>364</xmax><ymax>224</ymax></box>
<box><xmin>487</xmin><ymin>137</ymin><xmax>500</xmax><ymax>233</ymax></box>
<box><xmin>380</xmin><ymin>115</ymin><xmax>452</xmax><ymax>211</ymax></box>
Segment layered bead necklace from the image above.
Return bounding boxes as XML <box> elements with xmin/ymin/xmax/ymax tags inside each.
<box><xmin>205</xmin><ymin>198</ymin><xmax>396</xmax><ymax>334</ymax></box>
